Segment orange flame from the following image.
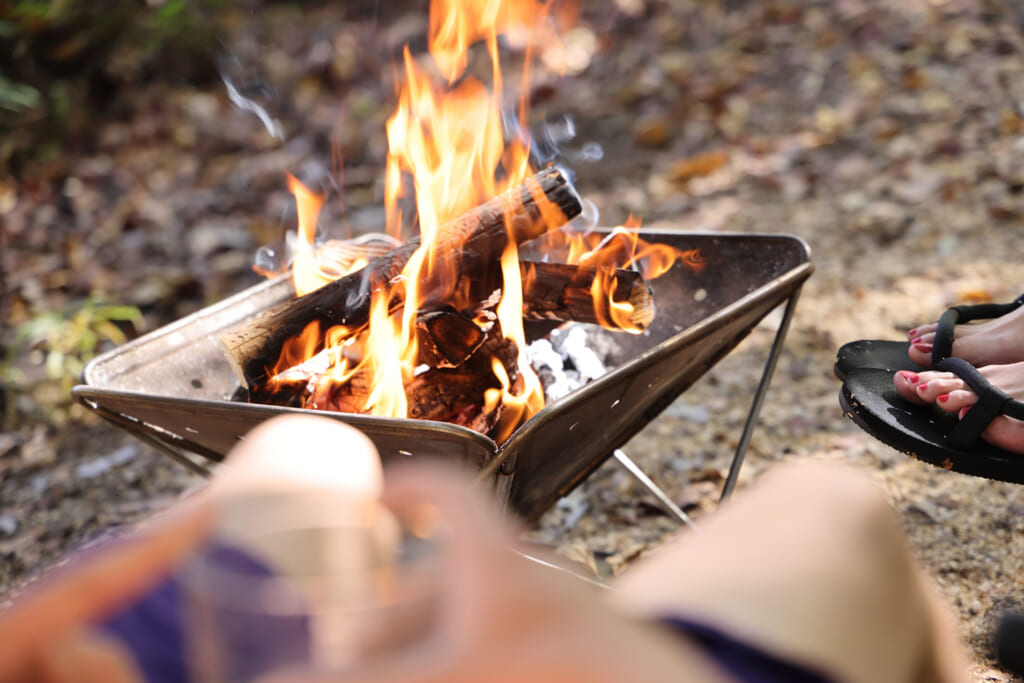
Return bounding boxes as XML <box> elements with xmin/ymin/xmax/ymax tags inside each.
<box><xmin>428</xmin><ymin>0</ymin><xmax>575</xmax><ymax>82</ymax></box>
<box><xmin>489</xmin><ymin>240</ymin><xmax>544</xmax><ymax>441</ymax></box>
<box><xmin>588</xmin><ymin>269</ymin><xmax>642</xmax><ymax>334</ymax></box>
<box><xmin>286</xmin><ymin>174</ymin><xmax>327</xmax><ymax>296</ymax></box>
<box><xmin>264</xmin><ymin>0</ymin><xmax>706</xmax><ymax>440</ymax></box>
<box><xmin>270</xmin><ymin>320</ymin><xmax>322</xmax><ymax>379</ymax></box>
<box><xmin>286</xmin><ymin>174</ymin><xmax>378</xmax><ymax>296</ymax></box>
<box><xmin>365</xmin><ymin>0</ymin><xmax>561</xmax><ymax>424</ymax></box>
<box><xmin>362</xmin><ymin>289</ymin><xmax>413</xmax><ymax>417</ymax></box>
<box><xmin>577</xmin><ymin>224</ymin><xmax>705</xmax><ymax>280</ymax></box>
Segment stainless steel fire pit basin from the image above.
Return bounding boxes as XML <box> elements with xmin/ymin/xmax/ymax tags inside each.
<box><xmin>73</xmin><ymin>231</ymin><xmax>812</xmax><ymax>520</ymax></box>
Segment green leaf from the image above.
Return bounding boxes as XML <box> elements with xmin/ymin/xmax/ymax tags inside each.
<box><xmin>155</xmin><ymin>0</ymin><xmax>186</xmax><ymax>23</ymax></box>
<box><xmin>93</xmin><ymin>304</ymin><xmax>144</xmax><ymax>325</ymax></box>
<box><xmin>92</xmin><ymin>320</ymin><xmax>127</xmax><ymax>346</ymax></box>
<box><xmin>0</xmin><ymin>75</ymin><xmax>41</xmax><ymax>113</ymax></box>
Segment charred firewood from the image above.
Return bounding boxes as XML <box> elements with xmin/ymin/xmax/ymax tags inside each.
<box><xmin>254</xmin><ymin>321</ymin><xmax>522</xmax><ymax>440</ymax></box>
<box><xmin>302</xmin><ymin>369</ymin><xmax>493</xmax><ymax>421</ymax></box>
<box><xmin>221</xmin><ymin>167</ymin><xmax>581</xmax><ymax>389</ymax></box>
<box><xmin>261</xmin><ymin>308</ymin><xmax>487</xmax><ymax>388</ymax></box>
<box><xmin>415</xmin><ymin>308</ymin><xmax>487</xmax><ymax>368</ymax></box>
<box><xmin>464</xmin><ymin>260</ymin><xmax>655</xmax><ymax>330</ymax></box>
<box><xmin>519</xmin><ymin>262</ymin><xmax>654</xmax><ymax>330</ymax></box>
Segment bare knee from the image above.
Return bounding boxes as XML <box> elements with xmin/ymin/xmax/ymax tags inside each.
<box><xmin>728</xmin><ymin>461</ymin><xmax>931</xmax><ymax>682</ymax></box>
<box><xmin>754</xmin><ymin>460</ymin><xmax>901</xmax><ymax>546</ymax></box>
<box><xmin>616</xmin><ymin>461</ymin><xmax>940</xmax><ymax>683</ymax></box>
<box><xmin>733</xmin><ymin>459</ymin><xmax>916</xmax><ymax>597</ymax></box>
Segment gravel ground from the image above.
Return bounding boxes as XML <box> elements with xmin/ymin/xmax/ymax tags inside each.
<box><xmin>3</xmin><ymin>1</ymin><xmax>1024</xmax><ymax>680</ymax></box>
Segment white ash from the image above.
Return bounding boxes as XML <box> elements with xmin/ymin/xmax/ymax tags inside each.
<box><xmin>526</xmin><ymin>339</ymin><xmax>573</xmax><ymax>399</ymax></box>
<box><xmin>478</xmin><ymin>289</ymin><xmax>502</xmax><ymax>312</ymax></box>
<box><xmin>528</xmin><ymin>324</ymin><xmax>618</xmax><ymax>402</ymax></box>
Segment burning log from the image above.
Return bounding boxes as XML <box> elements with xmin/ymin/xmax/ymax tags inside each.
<box><xmin>308</xmin><ymin>369</ymin><xmax>493</xmax><ymax>423</ymax></box>
<box><xmin>415</xmin><ymin>308</ymin><xmax>487</xmax><ymax>368</ymax></box>
<box><xmin>248</xmin><ymin>259</ymin><xmax>651</xmax><ymax>401</ymax></box>
<box><xmin>221</xmin><ymin>166</ymin><xmax>582</xmax><ymax>389</ymax></box>
<box><xmin>262</xmin><ymin>322</ymin><xmax>520</xmax><ymax>440</ymax></box>
<box><xmin>258</xmin><ymin>308</ymin><xmax>489</xmax><ymax>389</ymax></box>
<box><xmin>244</xmin><ymin>259</ymin><xmax>653</xmax><ymax>419</ymax></box>
<box><xmin>311</xmin><ymin>237</ymin><xmax>656</xmax><ymax>331</ymax></box>
<box><xmin>519</xmin><ymin>262</ymin><xmax>654</xmax><ymax>330</ymax></box>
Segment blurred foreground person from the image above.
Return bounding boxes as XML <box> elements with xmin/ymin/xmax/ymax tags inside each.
<box><xmin>0</xmin><ymin>416</ymin><xmax>970</xmax><ymax>682</ymax></box>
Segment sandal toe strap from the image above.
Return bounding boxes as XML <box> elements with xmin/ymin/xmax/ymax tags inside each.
<box><xmin>932</xmin><ymin>308</ymin><xmax>959</xmax><ymax>364</ymax></box>
<box><xmin>936</xmin><ymin>358</ymin><xmax>1024</xmax><ymax>449</ymax></box>
<box><xmin>931</xmin><ymin>293</ymin><xmax>1024</xmax><ymax>366</ymax></box>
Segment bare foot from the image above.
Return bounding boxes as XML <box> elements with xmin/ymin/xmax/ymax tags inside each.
<box><xmin>906</xmin><ymin>302</ymin><xmax>1024</xmax><ymax>367</ymax></box>
<box><xmin>893</xmin><ymin>363</ymin><xmax>1024</xmax><ymax>455</ymax></box>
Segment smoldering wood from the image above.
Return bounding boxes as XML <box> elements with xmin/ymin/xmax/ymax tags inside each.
<box><xmin>261</xmin><ymin>308</ymin><xmax>487</xmax><ymax>387</ymax></box>
<box><xmin>454</xmin><ymin>260</ymin><xmax>656</xmax><ymax>330</ymax></box>
<box><xmin>221</xmin><ymin>166</ymin><xmax>581</xmax><ymax>389</ymax></box>
<box><xmin>415</xmin><ymin>308</ymin><xmax>487</xmax><ymax>369</ymax></box>
<box><xmin>519</xmin><ymin>262</ymin><xmax>655</xmax><ymax>330</ymax></box>
<box><xmin>253</xmin><ymin>321</ymin><xmax>522</xmax><ymax>439</ymax></box>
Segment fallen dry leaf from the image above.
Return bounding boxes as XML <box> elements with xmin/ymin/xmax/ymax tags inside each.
<box><xmin>668</xmin><ymin>149</ymin><xmax>729</xmax><ymax>182</ymax></box>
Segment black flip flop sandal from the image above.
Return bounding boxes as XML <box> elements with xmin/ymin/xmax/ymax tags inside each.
<box><xmin>839</xmin><ymin>358</ymin><xmax>1024</xmax><ymax>483</ymax></box>
<box><xmin>834</xmin><ymin>339</ymin><xmax>924</xmax><ymax>381</ymax></box>
<box><xmin>833</xmin><ymin>293</ymin><xmax>1024</xmax><ymax>380</ymax></box>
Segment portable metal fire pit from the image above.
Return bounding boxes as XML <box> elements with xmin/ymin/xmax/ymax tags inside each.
<box><xmin>73</xmin><ymin>231</ymin><xmax>812</xmax><ymax>521</ymax></box>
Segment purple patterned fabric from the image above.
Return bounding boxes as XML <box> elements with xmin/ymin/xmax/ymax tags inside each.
<box><xmin>99</xmin><ymin>543</ymin><xmax>310</xmax><ymax>683</ymax></box>
<box><xmin>100</xmin><ymin>571</ymin><xmax>188</xmax><ymax>683</ymax></box>
<box><xmin>660</xmin><ymin>616</ymin><xmax>835</xmax><ymax>683</ymax></box>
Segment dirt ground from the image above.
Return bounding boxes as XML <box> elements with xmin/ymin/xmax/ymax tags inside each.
<box><xmin>3</xmin><ymin>1</ymin><xmax>1024</xmax><ymax>680</ymax></box>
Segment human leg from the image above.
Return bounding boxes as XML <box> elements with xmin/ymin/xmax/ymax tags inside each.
<box><xmin>609</xmin><ymin>461</ymin><xmax>970</xmax><ymax>683</ymax></box>
<box><xmin>834</xmin><ymin>294</ymin><xmax>1024</xmax><ymax>380</ymax></box>
<box><xmin>906</xmin><ymin>297</ymin><xmax>1024</xmax><ymax>368</ymax></box>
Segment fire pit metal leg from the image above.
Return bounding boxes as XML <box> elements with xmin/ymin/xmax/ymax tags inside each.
<box><xmin>134</xmin><ymin>435</ymin><xmax>215</xmax><ymax>478</ymax></box>
<box><xmin>514</xmin><ymin>550</ymin><xmax>611</xmax><ymax>589</ymax></box>
<box><xmin>86</xmin><ymin>403</ymin><xmax>216</xmax><ymax>478</ymax></box>
<box><xmin>613</xmin><ymin>449</ymin><xmax>698</xmax><ymax>530</ymax></box>
<box><xmin>719</xmin><ymin>288</ymin><xmax>803</xmax><ymax>502</ymax></box>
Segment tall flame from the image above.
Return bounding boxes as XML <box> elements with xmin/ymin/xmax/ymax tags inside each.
<box><xmin>269</xmin><ymin>0</ymin><xmax>703</xmax><ymax>439</ymax></box>
<box><xmin>286</xmin><ymin>174</ymin><xmax>327</xmax><ymax>297</ymax></box>
<box><xmin>364</xmin><ymin>0</ymin><xmax>560</xmax><ymax>423</ymax></box>
<box><xmin>428</xmin><ymin>0</ymin><xmax>573</xmax><ymax>82</ymax></box>
<box><xmin>362</xmin><ymin>290</ymin><xmax>413</xmax><ymax>417</ymax></box>
<box><xmin>490</xmin><ymin>239</ymin><xmax>544</xmax><ymax>442</ymax></box>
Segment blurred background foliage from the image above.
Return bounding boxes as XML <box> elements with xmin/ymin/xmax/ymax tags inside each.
<box><xmin>1</xmin><ymin>300</ymin><xmax>143</xmax><ymax>430</ymax></box>
<box><xmin>1</xmin><ymin>0</ymin><xmax>235</xmax><ymax>428</ymax></box>
<box><xmin>0</xmin><ymin>0</ymin><xmax>230</xmax><ymax>178</ymax></box>
<box><xmin>0</xmin><ymin>0</ymin><xmax>397</xmax><ymax>432</ymax></box>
